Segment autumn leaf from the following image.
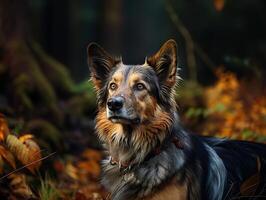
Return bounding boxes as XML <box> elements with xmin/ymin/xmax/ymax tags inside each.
<box><xmin>78</xmin><ymin>149</ymin><xmax>102</xmax><ymax>178</ymax></box>
<box><xmin>0</xmin><ymin>113</ymin><xmax>10</xmax><ymax>142</ymax></box>
<box><xmin>0</xmin><ymin>145</ymin><xmax>16</xmax><ymax>169</ymax></box>
<box><xmin>6</xmin><ymin>134</ymin><xmax>41</xmax><ymax>173</ymax></box>
<box><xmin>0</xmin><ymin>156</ymin><xmax>4</xmax><ymax>174</ymax></box>
<box><xmin>77</xmin><ymin>160</ymin><xmax>101</xmax><ymax>178</ymax></box>
<box><xmin>75</xmin><ymin>185</ymin><xmax>106</xmax><ymax>200</ymax></box>
<box><xmin>65</xmin><ymin>162</ymin><xmax>79</xmax><ymax>180</ymax></box>
<box><xmin>8</xmin><ymin>173</ymin><xmax>34</xmax><ymax>199</ymax></box>
<box><xmin>19</xmin><ymin>134</ymin><xmax>34</xmax><ymax>143</ymax></box>
<box><xmin>53</xmin><ymin>160</ymin><xmax>65</xmax><ymax>173</ymax></box>
<box><xmin>81</xmin><ymin>149</ymin><xmax>102</xmax><ymax>162</ymax></box>
<box><xmin>20</xmin><ymin>134</ymin><xmax>42</xmax><ymax>173</ymax></box>
<box><xmin>214</xmin><ymin>0</ymin><xmax>225</xmax><ymax>12</ymax></box>
<box><xmin>201</xmin><ymin>69</ymin><xmax>266</xmax><ymax>140</ymax></box>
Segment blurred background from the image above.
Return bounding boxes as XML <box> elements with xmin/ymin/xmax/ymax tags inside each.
<box><xmin>0</xmin><ymin>0</ymin><xmax>266</xmax><ymax>199</ymax></box>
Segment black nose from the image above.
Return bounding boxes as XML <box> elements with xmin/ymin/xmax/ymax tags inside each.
<box><xmin>107</xmin><ymin>97</ymin><xmax>124</xmax><ymax>111</ymax></box>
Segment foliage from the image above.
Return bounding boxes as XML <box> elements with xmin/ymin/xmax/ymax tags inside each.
<box><xmin>38</xmin><ymin>175</ymin><xmax>60</xmax><ymax>200</ymax></box>
<box><xmin>182</xmin><ymin>69</ymin><xmax>266</xmax><ymax>142</ymax></box>
<box><xmin>52</xmin><ymin>149</ymin><xmax>106</xmax><ymax>199</ymax></box>
<box><xmin>1</xmin><ymin>0</ymin><xmax>266</xmax><ymax>198</ymax></box>
<box><xmin>8</xmin><ymin>173</ymin><xmax>35</xmax><ymax>199</ymax></box>
<box><xmin>0</xmin><ymin>114</ymin><xmax>42</xmax><ymax>199</ymax></box>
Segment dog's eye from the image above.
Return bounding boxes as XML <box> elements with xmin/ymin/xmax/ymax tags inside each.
<box><xmin>136</xmin><ymin>83</ymin><xmax>145</xmax><ymax>91</ymax></box>
<box><xmin>109</xmin><ymin>83</ymin><xmax>117</xmax><ymax>90</ymax></box>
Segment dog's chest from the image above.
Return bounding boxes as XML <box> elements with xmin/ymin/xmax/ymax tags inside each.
<box><xmin>143</xmin><ymin>179</ymin><xmax>187</xmax><ymax>200</ymax></box>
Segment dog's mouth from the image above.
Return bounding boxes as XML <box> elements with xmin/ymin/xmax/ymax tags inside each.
<box><xmin>109</xmin><ymin>116</ymin><xmax>140</xmax><ymax>125</ymax></box>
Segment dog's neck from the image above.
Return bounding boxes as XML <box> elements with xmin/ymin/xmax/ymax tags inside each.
<box><xmin>96</xmin><ymin>108</ymin><xmax>178</xmax><ymax>168</ymax></box>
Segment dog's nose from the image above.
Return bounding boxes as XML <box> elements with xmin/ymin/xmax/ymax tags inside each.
<box><xmin>107</xmin><ymin>97</ymin><xmax>124</xmax><ymax>111</ymax></box>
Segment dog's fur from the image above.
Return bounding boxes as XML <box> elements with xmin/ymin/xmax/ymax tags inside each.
<box><xmin>87</xmin><ymin>40</ymin><xmax>266</xmax><ymax>200</ymax></box>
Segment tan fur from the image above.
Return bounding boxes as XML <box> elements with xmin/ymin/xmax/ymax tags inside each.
<box><xmin>96</xmin><ymin>105</ymin><xmax>172</xmax><ymax>144</ymax></box>
<box><xmin>111</xmin><ymin>71</ymin><xmax>124</xmax><ymax>85</ymax></box>
<box><xmin>96</xmin><ymin>105</ymin><xmax>173</xmax><ymax>164</ymax></box>
<box><xmin>144</xmin><ymin>178</ymin><xmax>187</xmax><ymax>200</ymax></box>
<box><xmin>96</xmin><ymin>108</ymin><xmax>123</xmax><ymax>142</ymax></box>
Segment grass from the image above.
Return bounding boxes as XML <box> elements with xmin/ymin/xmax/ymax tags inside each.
<box><xmin>38</xmin><ymin>174</ymin><xmax>60</xmax><ymax>200</ymax></box>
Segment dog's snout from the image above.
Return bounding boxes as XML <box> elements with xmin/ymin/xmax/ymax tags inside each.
<box><xmin>107</xmin><ymin>97</ymin><xmax>124</xmax><ymax>111</ymax></box>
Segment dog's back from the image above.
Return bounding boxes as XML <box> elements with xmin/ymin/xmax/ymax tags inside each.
<box><xmin>205</xmin><ymin>137</ymin><xmax>266</xmax><ymax>199</ymax></box>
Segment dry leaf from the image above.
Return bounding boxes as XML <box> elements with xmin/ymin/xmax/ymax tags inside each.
<box><xmin>0</xmin><ymin>145</ymin><xmax>16</xmax><ymax>169</ymax></box>
<box><xmin>82</xmin><ymin>149</ymin><xmax>102</xmax><ymax>162</ymax></box>
<box><xmin>19</xmin><ymin>134</ymin><xmax>34</xmax><ymax>143</ymax></box>
<box><xmin>65</xmin><ymin>162</ymin><xmax>79</xmax><ymax>180</ymax></box>
<box><xmin>6</xmin><ymin>134</ymin><xmax>41</xmax><ymax>173</ymax></box>
<box><xmin>77</xmin><ymin>160</ymin><xmax>101</xmax><ymax>178</ymax></box>
<box><xmin>214</xmin><ymin>0</ymin><xmax>225</xmax><ymax>12</ymax></box>
<box><xmin>0</xmin><ymin>114</ymin><xmax>9</xmax><ymax>142</ymax></box>
<box><xmin>8</xmin><ymin>173</ymin><xmax>34</xmax><ymax>199</ymax></box>
<box><xmin>76</xmin><ymin>185</ymin><xmax>107</xmax><ymax>200</ymax></box>
<box><xmin>21</xmin><ymin>136</ymin><xmax>41</xmax><ymax>173</ymax></box>
<box><xmin>53</xmin><ymin>160</ymin><xmax>65</xmax><ymax>173</ymax></box>
<box><xmin>0</xmin><ymin>156</ymin><xmax>4</xmax><ymax>174</ymax></box>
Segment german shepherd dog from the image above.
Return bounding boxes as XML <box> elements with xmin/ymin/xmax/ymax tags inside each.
<box><xmin>87</xmin><ymin>40</ymin><xmax>266</xmax><ymax>200</ymax></box>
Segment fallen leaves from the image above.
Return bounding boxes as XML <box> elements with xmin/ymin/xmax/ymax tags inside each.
<box><xmin>201</xmin><ymin>69</ymin><xmax>266</xmax><ymax>141</ymax></box>
<box><xmin>6</xmin><ymin>134</ymin><xmax>41</xmax><ymax>173</ymax></box>
<box><xmin>0</xmin><ymin>145</ymin><xmax>16</xmax><ymax>170</ymax></box>
<box><xmin>0</xmin><ymin>114</ymin><xmax>42</xmax><ymax>199</ymax></box>
<box><xmin>8</xmin><ymin>173</ymin><xmax>34</xmax><ymax>199</ymax></box>
<box><xmin>53</xmin><ymin>149</ymin><xmax>107</xmax><ymax>200</ymax></box>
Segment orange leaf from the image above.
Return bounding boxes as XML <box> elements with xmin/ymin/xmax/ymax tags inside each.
<box><xmin>19</xmin><ymin>134</ymin><xmax>34</xmax><ymax>143</ymax></box>
<box><xmin>65</xmin><ymin>162</ymin><xmax>79</xmax><ymax>180</ymax></box>
<box><xmin>23</xmin><ymin>138</ymin><xmax>41</xmax><ymax>173</ymax></box>
<box><xmin>0</xmin><ymin>114</ymin><xmax>9</xmax><ymax>142</ymax></box>
<box><xmin>0</xmin><ymin>156</ymin><xmax>4</xmax><ymax>174</ymax></box>
<box><xmin>214</xmin><ymin>0</ymin><xmax>225</xmax><ymax>12</ymax></box>
<box><xmin>6</xmin><ymin>134</ymin><xmax>41</xmax><ymax>173</ymax></box>
<box><xmin>81</xmin><ymin>149</ymin><xmax>102</xmax><ymax>162</ymax></box>
<box><xmin>53</xmin><ymin>160</ymin><xmax>65</xmax><ymax>173</ymax></box>
<box><xmin>77</xmin><ymin>160</ymin><xmax>101</xmax><ymax>178</ymax></box>
<box><xmin>0</xmin><ymin>145</ymin><xmax>16</xmax><ymax>169</ymax></box>
<box><xmin>8</xmin><ymin>173</ymin><xmax>34</xmax><ymax>199</ymax></box>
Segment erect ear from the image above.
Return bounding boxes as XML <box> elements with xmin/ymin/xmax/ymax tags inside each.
<box><xmin>87</xmin><ymin>43</ymin><xmax>120</xmax><ymax>90</ymax></box>
<box><xmin>147</xmin><ymin>39</ymin><xmax>178</xmax><ymax>88</ymax></box>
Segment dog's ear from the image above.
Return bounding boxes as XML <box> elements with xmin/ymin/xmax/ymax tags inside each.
<box><xmin>147</xmin><ymin>39</ymin><xmax>178</xmax><ymax>88</ymax></box>
<box><xmin>87</xmin><ymin>43</ymin><xmax>120</xmax><ymax>90</ymax></box>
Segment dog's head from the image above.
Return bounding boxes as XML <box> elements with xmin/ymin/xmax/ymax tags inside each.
<box><xmin>87</xmin><ymin>40</ymin><xmax>178</xmax><ymax>126</ymax></box>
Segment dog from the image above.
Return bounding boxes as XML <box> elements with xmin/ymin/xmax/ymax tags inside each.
<box><xmin>87</xmin><ymin>40</ymin><xmax>266</xmax><ymax>200</ymax></box>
